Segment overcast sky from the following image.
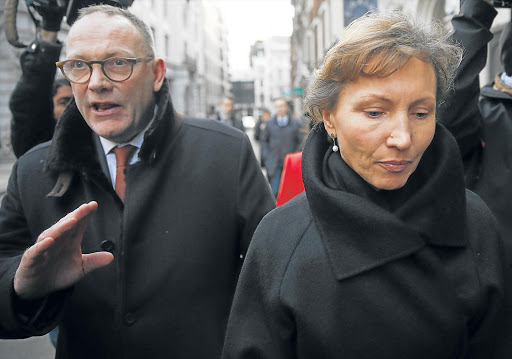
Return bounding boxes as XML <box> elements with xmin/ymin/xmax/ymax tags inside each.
<box><xmin>216</xmin><ymin>0</ymin><xmax>294</xmax><ymax>73</ymax></box>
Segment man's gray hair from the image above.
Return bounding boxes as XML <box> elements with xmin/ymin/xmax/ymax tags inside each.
<box><xmin>76</xmin><ymin>4</ymin><xmax>155</xmax><ymax>56</ymax></box>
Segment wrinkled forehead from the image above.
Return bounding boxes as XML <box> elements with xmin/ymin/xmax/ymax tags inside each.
<box><xmin>66</xmin><ymin>13</ymin><xmax>143</xmax><ymax>57</ymax></box>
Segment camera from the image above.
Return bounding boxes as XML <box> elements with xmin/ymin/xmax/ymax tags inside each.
<box><xmin>24</xmin><ymin>0</ymin><xmax>134</xmax><ymax>26</ymax></box>
<box><xmin>63</xmin><ymin>0</ymin><xmax>134</xmax><ymax>25</ymax></box>
<box><xmin>491</xmin><ymin>0</ymin><xmax>512</xmax><ymax>7</ymax></box>
<box><xmin>5</xmin><ymin>0</ymin><xmax>134</xmax><ymax>48</ymax></box>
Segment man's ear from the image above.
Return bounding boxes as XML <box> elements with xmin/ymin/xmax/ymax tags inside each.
<box><xmin>321</xmin><ymin>109</ymin><xmax>337</xmax><ymax>137</ymax></box>
<box><xmin>152</xmin><ymin>58</ymin><xmax>166</xmax><ymax>92</ymax></box>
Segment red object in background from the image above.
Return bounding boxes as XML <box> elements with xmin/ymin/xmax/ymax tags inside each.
<box><xmin>276</xmin><ymin>152</ymin><xmax>305</xmax><ymax>206</ymax></box>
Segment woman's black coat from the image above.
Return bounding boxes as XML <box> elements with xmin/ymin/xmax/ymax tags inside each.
<box><xmin>222</xmin><ymin>123</ymin><xmax>508</xmax><ymax>358</ymax></box>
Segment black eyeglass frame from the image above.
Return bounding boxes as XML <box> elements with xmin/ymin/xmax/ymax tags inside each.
<box><xmin>56</xmin><ymin>56</ymin><xmax>154</xmax><ymax>84</ymax></box>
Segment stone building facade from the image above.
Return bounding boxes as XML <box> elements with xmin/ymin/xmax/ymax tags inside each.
<box><xmin>290</xmin><ymin>0</ymin><xmax>511</xmax><ymax>117</ymax></box>
<box><xmin>250</xmin><ymin>36</ymin><xmax>291</xmax><ymax>115</ymax></box>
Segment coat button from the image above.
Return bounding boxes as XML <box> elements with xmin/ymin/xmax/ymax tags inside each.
<box><xmin>100</xmin><ymin>240</ymin><xmax>115</xmax><ymax>252</ymax></box>
<box><xmin>124</xmin><ymin>313</ymin><xmax>136</xmax><ymax>326</ymax></box>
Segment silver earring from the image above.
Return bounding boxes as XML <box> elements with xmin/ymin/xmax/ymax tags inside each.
<box><xmin>331</xmin><ymin>134</ymin><xmax>338</xmax><ymax>152</ymax></box>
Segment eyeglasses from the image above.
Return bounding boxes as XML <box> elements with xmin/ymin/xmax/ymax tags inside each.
<box><xmin>56</xmin><ymin>56</ymin><xmax>154</xmax><ymax>84</ymax></box>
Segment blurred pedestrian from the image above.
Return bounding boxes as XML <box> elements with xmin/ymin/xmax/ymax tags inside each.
<box><xmin>223</xmin><ymin>10</ymin><xmax>509</xmax><ymax>358</ymax></box>
<box><xmin>0</xmin><ymin>5</ymin><xmax>274</xmax><ymax>358</ymax></box>
<box><xmin>214</xmin><ymin>96</ymin><xmax>245</xmax><ymax>132</ymax></box>
<box><xmin>254</xmin><ymin>108</ymin><xmax>271</xmax><ymax>169</ymax></box>
<box><xmin>253</xmin><ymin>109</ymin><xmax>271</xmax><ymax>142</ymax></box>
<box><xmin>260</xmin><ymin>98</ymin><xmax>303</xmax><ymax>197</ymax></box>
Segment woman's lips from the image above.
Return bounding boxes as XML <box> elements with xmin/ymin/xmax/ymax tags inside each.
<box><xmin>378</xmin><ymin>160</ymin><xmax>412</xmax><ymax>173</ymax></box>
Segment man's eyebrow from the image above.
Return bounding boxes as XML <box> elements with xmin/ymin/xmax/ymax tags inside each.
<box><xmin>66</xmin><ymin>51</ymin><xmax>134</xmax><ymax>59</ymax></box>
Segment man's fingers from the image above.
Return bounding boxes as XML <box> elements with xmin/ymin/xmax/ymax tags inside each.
<box><xmin>24</xmin><ymin>237</ymin><xmax>55</xmax><ymax>262</ymax></box>
<box><xmin>38</xmin><ymin>202</ymin><xmax>98</xmax><ymax>241</ymax></box>
<box><xmin>82</xmin><ymin>252</ymin><xmax>114</xmax><ymax>274</ymax></box>
<box><xmin>37</xmin><ymin>218</ymin><xmax>77</xmax><ymax>243</ymax></box>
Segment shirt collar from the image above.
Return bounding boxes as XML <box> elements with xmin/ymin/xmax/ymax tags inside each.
<box><xmin>99</xmin><ymin>105</ymin><xmax>157</xmax><ymax>156</ymax></box>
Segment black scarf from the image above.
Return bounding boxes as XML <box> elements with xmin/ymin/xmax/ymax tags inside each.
<box><xmin>302</xmin><ymin>122</ymin><xmax>467</xmax><ymax>280</ymax></box>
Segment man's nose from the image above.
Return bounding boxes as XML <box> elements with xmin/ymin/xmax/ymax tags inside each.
<box><xmin>88</xmin><ymin>64</ymin><xmax>111</xmax><ymax>91</ymax></box>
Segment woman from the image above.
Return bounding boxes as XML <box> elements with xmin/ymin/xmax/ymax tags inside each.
<box><xmin>222</xmin><ymin>11</ymin><xmax>508</xmax><ymax>359</ymax></box>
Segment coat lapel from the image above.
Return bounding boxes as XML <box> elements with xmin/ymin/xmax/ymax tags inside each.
<box><xmin>302</xmin><ymin>123</ymin><xmax>467</xmax><ymax>281</ymax></box>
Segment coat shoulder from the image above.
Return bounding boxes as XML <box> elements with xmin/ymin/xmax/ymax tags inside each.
<box><xmin>251</xmin><ymin>193</ymin><xmax>313</xmax><ymax>257</ymax></box>
<box><xmin>465</xmin><ymin>189</ymin><xmax>498</xmax><ymax>231</ymax></box>
<box><xmin>15</xmin><ymin>140</ymin><xmax>52</xmax><ymax>173</ymax></box>
<box><xmin>184</xmin><ymin>117</ymin><xmax>245</xmax><ymax>139</ymax></box>
<box><xmin>464</xmin><ymin>189</ymin><xmax>502</xmax><ymax>255</ymax></box>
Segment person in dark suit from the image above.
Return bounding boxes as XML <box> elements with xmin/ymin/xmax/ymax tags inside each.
<box><xmin>260</xmin><ymin>98</ymin><xmax>303</xmax><ymax>197</ymax></box>
<box><xmin>0</xmin><ymin>5</ymin><xmax>274</xmax><ymax>358</ymax></box>
<box><xmin>214</xmin><ymin>96</ymin><xmax>245</xmax><ymax>132</ymax></box>
<box><xmin>222</xmin><ymin>10</ymin><xmax>509</xmax><ymax>358</ymax></box>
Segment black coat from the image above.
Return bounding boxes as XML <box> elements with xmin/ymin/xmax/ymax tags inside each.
<box><xmin>438</xmin><ymin>0</ymin><xmax>512</xmax><ymax>252</ymax></box>
<box><xmin>0</xmin><ymin>80</ymin><xmax>275</xmax><ymax>358</ymax></box>
<box><xmin>260</xmin><ymin>116</ymin><xmax>303</xmax><ymax>176</ymax></box>
<box><xmin>438</xmin><ymin>2</ymin><xmax>512</xmax><ymax>349</ymax></box>
<box><xmin>214</xmin><ymin>112</ymin><xmax>246</xmax><ymax>133</ymax></box>
<box><xmin>222</xmin><ymin>123</ymin><xmax>508</xmax><ymax>358</ymax></box>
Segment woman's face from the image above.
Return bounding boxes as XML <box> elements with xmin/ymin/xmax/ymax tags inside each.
<box><xmin>322</xmin><ymin>57</ymin><xmax>437</xmax><ymax>190</ymax></box>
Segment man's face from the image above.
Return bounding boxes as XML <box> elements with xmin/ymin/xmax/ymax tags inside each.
<box><xmin>275</xmin><ymin>99</ymin><xmax>288</xmax><ymax>117</ymax></box>
<box><xmin>221</xmin><ymin>98</ymin><xmax>233</xmax><ymax>114</ymax></box>
<box><xmin>66</xmin><ymin>13</ymin><xmax>165</xmax><ymax>143</ymax></box>
<box><xmin>53</xmin><ymin>85</ymin><xmax>72</xmax><ymax>119</ymax></box>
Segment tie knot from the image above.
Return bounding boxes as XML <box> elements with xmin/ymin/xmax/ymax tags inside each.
<box><xmin>114</xmin><ymin>145</ymin><xmax>136</xmax><ymax>168</ymax></box>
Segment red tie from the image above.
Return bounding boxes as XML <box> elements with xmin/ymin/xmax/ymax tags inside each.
<box><xmin>113</xmin><ymin>145</ymin><xmax>136</xmax><ymax>203</ymax></box>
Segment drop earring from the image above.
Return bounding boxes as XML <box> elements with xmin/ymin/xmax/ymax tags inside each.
<box><xmin>330</xmin><ymin>134</ymin><xmax>338</xmax><ymax>152</ymax></box>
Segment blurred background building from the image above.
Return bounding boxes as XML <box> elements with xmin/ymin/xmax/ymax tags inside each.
<box><xmin>130</xmin><ymin>0</ymin><xmax>230</xmax><ymax>118</ymax></box>
<box><xmin>250</xmin><ymin>36</ymin><xmax>292</xmax><ymax>118</ymax></box>
<box><xmin>288</xmin><ymin>0</ymin><xmax>511</xmax><ymax>118</ymax></box>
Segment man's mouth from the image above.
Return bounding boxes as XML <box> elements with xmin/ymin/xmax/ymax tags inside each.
<box><xmin>92</xmin><ymin>102</ymin><xmax>120</xmax><ymax>111</ymax></box>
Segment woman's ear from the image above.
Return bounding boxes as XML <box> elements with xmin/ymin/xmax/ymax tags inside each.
<box><xmin>321</xmin><ymin>109</ymin><xmax>337</xmax><ymax>137</ymax></box>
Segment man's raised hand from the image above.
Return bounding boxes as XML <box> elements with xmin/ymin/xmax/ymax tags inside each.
<box><xmin>13</xmin><ymin>201</ymin><xmax>114</xmax><ymax>300</ymax></box>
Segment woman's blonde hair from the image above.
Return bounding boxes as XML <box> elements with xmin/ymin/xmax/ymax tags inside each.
<box><xmin>303</xmin><ymin>10</ymin><xmax>463</xmax><ymax>123</ymax></box>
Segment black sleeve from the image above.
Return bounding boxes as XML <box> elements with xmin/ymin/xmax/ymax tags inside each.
<box><xmin>437</xmin><ymin>0</ymin><xmax>497</xmax><ymax>162</ymax></box>
<box><xmin>236</xmin><ymin>134</ymin><xmax>275</xmax><ymax>256</ymax></box>
<box><xmin>222</xmin><ymin>217</ymin><xmax>296</xmax><ymax>359</ymax></box>
<box><xmin>254</xmin><ymin>119</ymin><xmax>262</xmax><ymax>141</ymax></box>
<box><xmin>9</xmin><ymin>38</ymin><xmax>62</xmax><ymax>158</ymax></box>
<box><xmin>0</xmin><ymin>161</ymin><xmax>68</xmax><ymax>338</ymax></box>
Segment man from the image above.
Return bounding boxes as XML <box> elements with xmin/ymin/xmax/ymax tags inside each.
<box><xmin>0</xmin><ymin>5</ymin><xmax>274</xmax><ymax>359</ymax></box>
<box><xmin>214</xmin><ymin>96</ymin><xmax>245</xmax><ymax>132</ymax></box>
<box><xmin>254</xmin><ymin>108</ymin><xmax>271</xmax><ymax>168</ymax></box>
<box><xmin>261</xmin><ymin>98</ymin><xmax>303</xmax><ymax>197</ymax></box>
